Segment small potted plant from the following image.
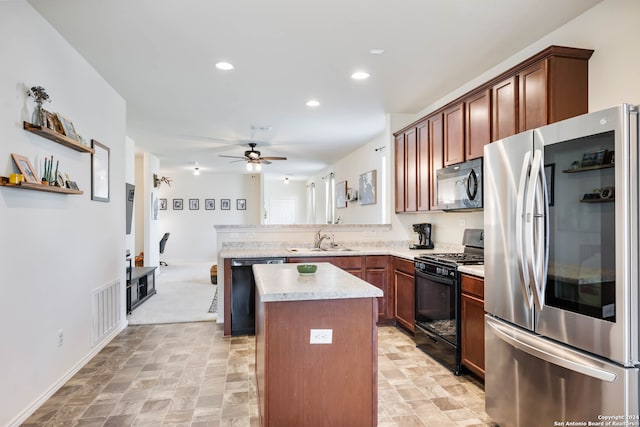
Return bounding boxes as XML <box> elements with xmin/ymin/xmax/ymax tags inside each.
<box><xmin>28</xmin><ymin>86</ymin><xmax>50</xmax><ymax>127</ymax></box>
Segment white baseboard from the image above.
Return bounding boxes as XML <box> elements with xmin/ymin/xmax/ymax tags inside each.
<box><xmin>8</xmin><ymin>320</ymin><xmax>128</xmax><ymax>427</ymax></box>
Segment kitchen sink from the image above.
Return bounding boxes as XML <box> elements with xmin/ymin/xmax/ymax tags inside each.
<box><xmin>287</xmin><ymin>247</ymin><xmax>354</xmax><ymax>253</ymax></box>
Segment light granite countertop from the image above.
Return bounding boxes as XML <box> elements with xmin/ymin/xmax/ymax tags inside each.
<box><xmin>219</xmin><ymin>244</ymin><xmax>464</xmax><ymax>262</ymax></box>
<box><xmin>458</xmin><ymin>264</ymin><xmax>485</xmax><ymax>278</ymax></box>
<box><xmin>253</xmin><ymin>262</ymin><xmax>383</xmax><ymax>302</ymax></box>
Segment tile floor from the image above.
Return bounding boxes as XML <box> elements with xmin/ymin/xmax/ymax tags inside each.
<box><xmin>22</xmin><ymin>322</ymin><xmax>493</xmax><ymax>426</ymax></box>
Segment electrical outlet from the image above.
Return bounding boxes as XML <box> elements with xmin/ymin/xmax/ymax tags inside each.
<box><xmin>310</xmin><ymin>329</ymin><xmax>333</xmax><ymax>344</ymax></box>
<box><xmin>57</xmin><ymin>329</ymin><xmax>64</xmax><ymax>347</ymax></box>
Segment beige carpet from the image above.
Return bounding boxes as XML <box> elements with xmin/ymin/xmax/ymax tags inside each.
<box><xmin>127</xmin><ymin>260</ymin><xmax>217</xmax><ymax>325</ymax></box>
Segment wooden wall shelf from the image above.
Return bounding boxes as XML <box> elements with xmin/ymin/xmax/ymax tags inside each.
<box><xmin>0</xmin><ymin>178</ymin><xmax>83</xmax><ymax>195</ymax></box>
<box><xmin>23</xmin><ymin>121</ymin><xmax>94</xmax><ymax>154</ymax></box>
<box><xmin>563</xmin><ymin>163</ymin><xmax>614</xmax><ymax>173</ymax></box>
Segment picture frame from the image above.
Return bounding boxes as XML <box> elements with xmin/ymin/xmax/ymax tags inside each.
<box><xmin>11</xmin><ymin>153</ymin><xmax>39</xmax><ymax>183</ymax></box>
<box><xmin>205</xmin><ymin>199</ymin><xmax>215</xmax><ymax>210</ymax></box>
<box><xmin>544</xmin><ymin>163</ymin><xmax>555</xmax><ymax>207</ymax></box>
<box><xmin>66</xmin><ymin>180</ymin><xmax>79</xmax><ymax>190</ymax></box>
<box><xmin>173</xmin><ymin>198</ymin><xmax>183</xmax><ymax>210</ymax></box>
<box><xmin>44</xmin><ymin>110</ymin><xmax>59</xmax><ymax>132</ymax></box>
<box><xmin>221</xmin><ymin>199</ymin><xmax>230</xmax><ymax>210</ymax></box>
<box><xmin>359</xmin><ymin>170</ymin><xmax>377</xmax><ymax>205</ymax></box>
<box><xmin>56</xmin><ymin>113</ymin><xmax>79</xmax><ymax>141</ymax></box>
<box><xmin>91</xmin><ymin>139</ymin><xmax>110</xmax><ymax>202</ymax></box>
<box><xmin>160</xmin><ymin>198</ymin><xmax>167</xmax><ymax>210</ymax></box>
<box><xmin>237</xmin><ymin>199</ymin><xmax>246</xmax><ymax>210</ymax></box>
<box><xmin>335</xmin><ymin>180</ymin><xmax>347</xmax><ymax>208</ymax></box>
<box><xmin>189</xmin><ymin>198</ymin><xmax>199</xmax><ymax>210</ymax></box>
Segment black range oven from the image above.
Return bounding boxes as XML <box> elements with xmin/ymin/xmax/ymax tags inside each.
<box><xmin>413</xmin><ymin>229</ymin><xmax>484</xmax><ymax>375</ymax></box>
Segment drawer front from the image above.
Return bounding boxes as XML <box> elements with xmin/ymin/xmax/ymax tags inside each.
<box><xmin>461</xmin><ymin>273</ymin><xmax>484</xmax><ymax>299</ymax></box>
<box><xmin>392</xmin><ymin>257</ymin><xmax>414</xmax><ymax>275</ymax></box>
<box><xmin>365</xmin><ymin>255</ymin><xmax>388</xmax><ymax>269</ymax></box>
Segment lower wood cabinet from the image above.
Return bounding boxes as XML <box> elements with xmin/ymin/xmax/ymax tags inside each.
<box><xmin>460</xmin><ymin>273</ymin><xmax>485</xmax><ymax>379</ymax></box>
<box><xmin>393</xmin><ymin>257</ymin><xmax>415</xmax><ymax>333</ymax></box>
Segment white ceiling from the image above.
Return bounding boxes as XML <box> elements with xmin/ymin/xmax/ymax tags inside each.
<box><xmin>27</xmin><ymin>0</ymin><xmax>602</xmax><ymax>180</ymax></box>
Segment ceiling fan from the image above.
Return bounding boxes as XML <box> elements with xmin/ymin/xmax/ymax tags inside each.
<box><xmin>219</xmin><ymin>142</ymin><xmax>287</xmax><ymax>166</ymax></box>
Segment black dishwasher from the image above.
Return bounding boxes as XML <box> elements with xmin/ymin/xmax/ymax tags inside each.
<box><xmin>230</xmin><ymin>257</ymin><xmax>286</xmax><ymax>336</ymax></box>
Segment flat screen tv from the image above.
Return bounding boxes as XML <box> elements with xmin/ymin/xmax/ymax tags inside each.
<box><xmin>126</xmin><ymin>183</ymin><xmax>135</xmax><ymax>235</ymax></box>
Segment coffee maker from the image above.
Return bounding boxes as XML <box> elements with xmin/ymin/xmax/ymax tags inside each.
<box><xmin>410</xmin><ymin>223</ymin><xmax>434</xmax><ymax>249</ymax></box>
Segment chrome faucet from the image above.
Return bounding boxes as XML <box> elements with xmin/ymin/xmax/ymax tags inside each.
<box><xmin>314</xmin><ymin>230</ymin><xmax>330</xmax><ymax>249</ymax></box>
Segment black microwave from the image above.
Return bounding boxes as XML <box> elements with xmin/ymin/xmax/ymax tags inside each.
<box><xmin>433</xmin><ymin>158</ymin><xmax>483</xmax><ymax>211</ymax></box>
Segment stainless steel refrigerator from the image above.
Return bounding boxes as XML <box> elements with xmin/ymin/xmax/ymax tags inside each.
<box><xmin>484</xmin><ymin>104</ymin><xmax>639</xmax><ymax>426</ymax></box>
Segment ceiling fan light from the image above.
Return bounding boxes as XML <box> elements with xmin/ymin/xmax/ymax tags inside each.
<box><xmin>194</xmin><ymin>167</ymin><xmax>200</xmax><ymax>176</ymax></box>
<box><xmin>255</xmin><ymin>163</ymin><xmax>262</xmax><ymax>171</ymax></box>
<box><xmin>246</xmin><ymin>162</ymin><xmax>253</xmax><ymax>171</ymax></box>
<box><xmin>351</xmin><ymin>71</ymin><xmax>370</xmax><ymax>80</ymax></box>
<box><xmin>215</xmin><ymin>61</ymin><xmax>234</xmax><ymax>71</ymax></box>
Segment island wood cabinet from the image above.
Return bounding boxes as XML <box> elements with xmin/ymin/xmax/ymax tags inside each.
<box><xmin>288</xmin><ymin>255</ymin><xmax>394</xmax><ymax>324</ymax></box>
<box><xmin>460</xmin><ymin>273</ymin><xmax>485</xmax><ymax>379</ymax></box>
<box><xmin>255</xmin><ymin>264</ymin><xmax>379</xmax><ymax>427</ymax></box>
<box><xmin>393</xmin><ymin>256</ymin><xmax>415</xmax><ymax>333</ymax></box>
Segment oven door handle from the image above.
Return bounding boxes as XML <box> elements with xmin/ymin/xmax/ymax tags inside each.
<box><xmin>415</xmin><ymin>269</ymin><xmax>455</xmax><ymax>285</ymax></box>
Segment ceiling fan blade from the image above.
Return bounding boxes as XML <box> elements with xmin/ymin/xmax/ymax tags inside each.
<box><xmin>219</xmin><ymin>154</ymin><xmax>247</xmax><ymax>159</ymax></box>
<box><xmin>261</xmin><ymin>156</ymin><xmax>287</xmax><ymax>161</ymax></box>
<box><xmin>260</xmin><ymin>159</ymin><xmax>272</xmax><ymax>165</ymax></box>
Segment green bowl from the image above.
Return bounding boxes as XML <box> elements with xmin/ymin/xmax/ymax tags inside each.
<box><xmin>296</xmin><ymin>264</ymin><xmax>317</xmax><ymax>275</ymax></box>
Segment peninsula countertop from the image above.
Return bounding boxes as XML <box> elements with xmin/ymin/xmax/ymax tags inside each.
<box><xmin>253</xmin><ymin>262</ymin><xmax>383</xmax><ymax>303</ymax></box>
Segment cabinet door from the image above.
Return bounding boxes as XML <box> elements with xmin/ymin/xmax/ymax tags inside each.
<box><xmin>416</xmin><ymin>120</ymin><xmax>430</xmax><ymax>211</ymax></box>
<box><xmin>518</xmin><ymin>60</ymin><xmax>548</xmax><ymax>132</ymax></box>
<box><xmin>428</xmin><ymin>113</ymin><xmax>443</xmax><ymax>209</ymax></box>
<box><xmin>394</xmin><ymin>267</ymin><xmax>415</xmax><ymax>333</ymax></box>
<box><xmin>444</xmin><ymin>102</ymin><xmax>465</xmax><ymax>166</ymax></box>
<box><xmin>465</xmin><ymin>89</ymin><xmax>491</xmax><ymax>160</ymax></box>
<box><xmin>404</xmin><ymin>128</ymin><xmax>418</xmax><ymax>212</ymax></box>
<box><xmin>492</xmin><ymin>76</ymin><xmax>518</xmax><ymax>141</ymax></box>
<box><xmin>365</xmin><ymin>255</ymin><xmax>392</xmax><ymax>323</ymax></box>
<box><xmin>460</xmin><ymin>274</ymin><xmax>485</xmax><ymax>379</ymax></box>
<box><xmin>394</xmin><ymin>134</ymin><xmax>406</xmax><ymax>213</ymax></box>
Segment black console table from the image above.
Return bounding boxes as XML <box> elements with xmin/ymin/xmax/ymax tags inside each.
<box><xmin>127</xmin><ymin>266</ymin><xmax>157</xmax><ymax>313</ymax></box>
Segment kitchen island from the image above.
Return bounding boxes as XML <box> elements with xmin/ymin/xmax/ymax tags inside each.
<box><xmin>253</xmin><ymin>262</ymin><xmax>383</xmax><ymax>427</ymax></box>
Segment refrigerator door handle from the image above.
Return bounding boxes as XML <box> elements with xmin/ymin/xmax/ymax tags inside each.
<box><xmin>486</xmin><ymin>317</ymin><xmax>617</xmax><ymax>382</ymax></box>
<box><xmin>516</xmin><ymin>151</ymin><xmax>533</xmax><ymax>309</ymax></box>
<box><xmin>525</xmin><ymin>149</ymin><xmax>546</xmax><ymax>310</ymax></box>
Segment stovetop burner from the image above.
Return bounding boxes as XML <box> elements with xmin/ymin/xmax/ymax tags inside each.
<box><xmin>416</xmin><ymin>252</ymin><xmax>484</xmax><ymax>266</ymax></box>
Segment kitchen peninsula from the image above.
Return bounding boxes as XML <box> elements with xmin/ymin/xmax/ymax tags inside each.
<box><xmin>253</xmin><ymin>262</ymin><xmax>382</xmax><ymax>427</ymax></box>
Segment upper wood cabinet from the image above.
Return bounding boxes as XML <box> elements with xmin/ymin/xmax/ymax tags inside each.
<box><xmin>443</xmin><ymin>102</ymin><xmax>465</xmax><ymax>166</ymax></box>
<box><xmin>465</xmin><ymin>89</ymin><xmax>492</xmax><ymax>160</ymax></box>
<box><xmin>394</xmin><ymin>134</ymin><xmax>406</xmax><ymax>213</ymax></box>
<box><xmin>428</xmin><ymin>113</ymin><xmax>443</xmax><ymax>210</ymax></box>
<box><xmin>394</xmin><ymin>45</ymin><xmax>593</xmax><ymax>212</ymax></box>
<box><xmin>492</xmin><ymin>76</ymin><xmax>518</xmax><ymax>141</ymax></box>
<box><xmin>394</xmin><ymin>120</ymin><xmax>429</xmax><ymax>213</ymax></box>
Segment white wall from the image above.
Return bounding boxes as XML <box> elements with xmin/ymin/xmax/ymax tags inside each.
<box><xmin>0</xmin><ymin>2</ymin><xmax>127</xmax><ymax>425</ymax></box>
<box><xmin>158</xmin><ymin>171</ymin><xmax>261</xmax><ymax>261</ymax></box>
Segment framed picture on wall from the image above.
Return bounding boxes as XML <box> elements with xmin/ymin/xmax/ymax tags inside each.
<box><xmin>359</xmin><ymin>170</ymin><xmax>377</xmax><ymax>205</ymax></box>
<box><xmin>189</xmin><ymin>198</ymin><xmax>199</xmax><ymax>210</ymax></box>
<box><xmin>221</xmin><ymin>199</ymin><xmax>230</xmax><ymax>210</ymax></box>
<box><xmin>173</xmin><ymin>198</ymin><xmax>183</xmax><ymax>210</ymax></box>
<box><xmin>160</xmin><ymin>198</ymin><xmax>167</xmax><ymax>210</ymax></box>
<box><xmin>205</xmin><ymin>199</ymin><xmax>215</xmax><ymax>210</ymax></box>
<box><xmin>237</xmin><ymin>199</ymin><xmax>246</xmax><ymax>210</ymax></box>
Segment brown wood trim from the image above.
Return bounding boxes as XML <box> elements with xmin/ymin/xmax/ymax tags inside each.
<box><xmin>393</xmin><ymin>45</ymin><xmax>593</xmax><ymax>137</ymax></box>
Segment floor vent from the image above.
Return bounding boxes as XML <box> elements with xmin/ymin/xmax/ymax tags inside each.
<box><xmin>92</xmin><ymin>280</ymin><xmax>121</xmax><ymax>346</ymax></box>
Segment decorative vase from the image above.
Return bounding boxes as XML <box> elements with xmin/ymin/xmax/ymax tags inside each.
<box><xmin>31</xmin><ymin>101</ymin><xmax>45</xmax><ymax>127</ymax></box>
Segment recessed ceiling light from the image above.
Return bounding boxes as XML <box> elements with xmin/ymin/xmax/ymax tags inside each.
<box><xmin>306</xmin><ymin>99</ymin><xmax>320</xmax><ymax>107</ymax></box>
<box><xmin>369</xmin><ymin>49</ymin><xmax>385</xmax><ymax>55</ymax></box>
<box><xmin>215</xmin><ymin>61</ymin><xmax>234</xmax><ymax>71</ymax></box>
<box><xmin>351</xmin><ymin>71</ymin><xmax>370</xmax><ymax>80</ymax></box>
